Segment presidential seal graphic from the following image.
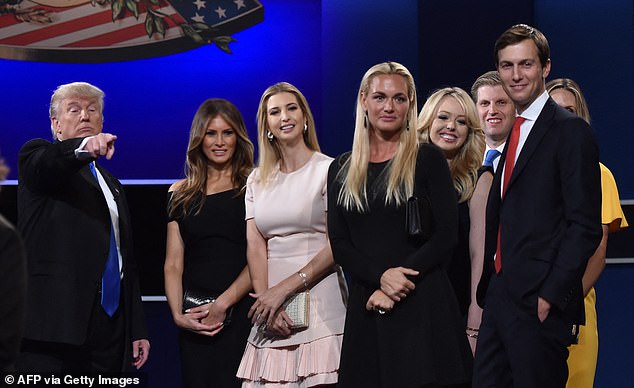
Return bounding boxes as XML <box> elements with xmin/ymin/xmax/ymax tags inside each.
<box><xmin>0</xmin><ymin>0</ymin><xmax>263</xmax><ymax>62</ymax></box>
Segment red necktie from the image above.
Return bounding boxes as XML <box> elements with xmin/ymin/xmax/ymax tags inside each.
<box><xmin>495</xmin><ymin>116</ymin><xmax>525</xmax><ymax>273</ymax></box>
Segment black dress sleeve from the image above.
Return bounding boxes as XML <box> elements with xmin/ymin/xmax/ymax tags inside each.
<box><xmin>327</xmin><ymin>154</ymin><xmax>399</xmax><ymax>288</ymax></box>
<box><xmin>402</xmin><ymin>144</ymin><xmax>459</xmax><ymax>272</ymax></box>
<box><xmin>166</xmin><ymin>191</ymin><xmax>178</xmax><ymax>223</ymax></box>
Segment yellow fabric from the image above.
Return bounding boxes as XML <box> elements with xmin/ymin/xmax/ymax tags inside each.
<box><xmin>598</xmin><ymin>163</ymin><xmax>629</xmax><ymax>232</ymax></box>
<box><xmin>566</xmin><ymin>163</ymin><xmax>628</xmax><ymax>388</ymax></box>
<box><xmin>567</xmin><ymin>288</ymin><xmax>598</xmax><ymax>388</ymax></box>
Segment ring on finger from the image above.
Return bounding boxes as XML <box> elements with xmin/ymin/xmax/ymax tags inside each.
<box><xmin>378</xmin><ymin>309</ymin><xmax>386</xmax><ymax>315</ymax></box>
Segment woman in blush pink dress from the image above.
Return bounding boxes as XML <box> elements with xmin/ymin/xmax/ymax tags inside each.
<box><xmin>236</xmin><ymin>82</ymin><xmax>347</xmax><ymax>387</ymax></box>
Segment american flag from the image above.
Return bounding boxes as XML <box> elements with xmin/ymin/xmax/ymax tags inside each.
<box><xmin>0</xmin><ymin>0</ymin><xmax>263</xmax><ymax>62</ymax></box>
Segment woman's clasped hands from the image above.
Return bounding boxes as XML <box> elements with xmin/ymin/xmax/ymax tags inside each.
<box><xmin>248</xmin><ymin>285</ymin><xmax>293</xmax><ymax>337</ymax></box>
<box><xmin>178</xmin><ymin>299</ymin><xmax>227</xmax><ymax>337</ymax></box>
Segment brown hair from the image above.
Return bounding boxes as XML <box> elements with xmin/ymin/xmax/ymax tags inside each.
<box><xmin>494</xmin><ymin>24</ymin><xmax>550</xmax><ymax>68</ymax></box>
<box><xmin>168</xmin><ymin>98</ymin><xmax>254</xmax><ymax>218</ymax></box>
<box><xmin>470</xmin><ymin>70</ymin><xmax>502</xmax><ymax>102</ymax></box>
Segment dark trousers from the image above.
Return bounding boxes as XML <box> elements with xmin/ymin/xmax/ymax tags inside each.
<box><xmin>18</xmin><ymin>297</ymin><xmax>124</xmax><ymax>373</ymax></box>
<box><xmin>472</xmin><ymin>275</ymin><xmax>571</xmax><ymax>388</ymax></box>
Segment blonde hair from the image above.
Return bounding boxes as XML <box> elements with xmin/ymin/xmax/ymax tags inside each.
<box><xmin>255</xmin><ymin>82</ymin><xmax>320</xmax><ymax>185</ymax></box>
<box><xmin>546</xmin><ymin>78</ymin><xmax>591</xmax><ymax>124</ymax></box>
<box><xmin>49</xmin><ymin>82</ymin><xmax>105</xmax><ymax>139</ymax></box>
<box><xmin>168</xmin><ymin>99</ymin><xmax>254</xmax><ymax>218</ymax></box>
<box><xmin>417</xmin><ymin>87</ymin><xmax>485</xmax><ymax>203</ymax></box>
<box><xmin>337</xmin><ymin>61</ymin><xmax>418</xmax><ymax>212</ymax></box>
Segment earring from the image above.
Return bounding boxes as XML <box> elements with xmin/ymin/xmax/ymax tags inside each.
<box><xmin>304</xmin><ymin>123</ymin><xmax>308</xmax><ymax>133</ymax></box>
<box><xmin>267</xmin><ymin>130</ymin><xmax>274</xmax><ymax>142</ymax></box>
<box><xmin>406</xmin><ymin>120</ymin><xmax>410</xmax><ymax>131</ymax></box>
<box><xmin>363</xmin><ymin>111</ymin><xmax>368</xmax><ymax>129</ymax></box>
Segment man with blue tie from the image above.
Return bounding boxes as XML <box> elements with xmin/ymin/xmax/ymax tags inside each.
<box><xmin>473</xmin><ymin>25</ymin><xmax>602</xmax><ymax>387</ymax></box>
<box><xmin>471</xmin><ymin>71</ymin><xmax>515</xmax><ymax>172</ymax></box>
<box><xmin>17</xmin><ymin>82</ymin><xmax>150</xmax><ymax>373</ymax></box>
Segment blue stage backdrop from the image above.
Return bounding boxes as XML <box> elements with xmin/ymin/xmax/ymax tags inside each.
<box><xmin>0</xmin><ymin>0</ymin><xmax>321</xmax><ymax>181</ymax></box>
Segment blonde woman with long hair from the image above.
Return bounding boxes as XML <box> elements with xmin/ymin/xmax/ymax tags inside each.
<box><xmin>328</xmin><ymin>62</ymin><xmax>472</xmax><ymax>387</ymax></box>
<box><xmin>237</xmin><ymin>82</ymin><xmax>347</xmax><ymax>387</ymax></box>
<box><xmin>417</xmin><ymin>87</ymin><xmax>488</xmax><ymax>356</ymax></box>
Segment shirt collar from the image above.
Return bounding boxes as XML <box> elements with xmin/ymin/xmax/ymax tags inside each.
<box><xmin>517</xmin><ymin>90</ymin><xmax>549</xmax><ymax>121</ymax></box>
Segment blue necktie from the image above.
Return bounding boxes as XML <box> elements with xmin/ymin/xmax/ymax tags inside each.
<box><xmin>483</xmin><ymin>149</ymin><xmax>501</xmax><ymax>167</ymax></box>
<box><xmin>89</xmin><ymin>163</ymin><xmax>121</xmax><ymax>317</ymax></box>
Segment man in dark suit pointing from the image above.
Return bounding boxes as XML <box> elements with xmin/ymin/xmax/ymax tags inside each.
<box><xmin>473</xmin><ymin>25</ymin><xmax>602</xmax><ymax>387</ymax></box>
<box><xmin>17</xmin><ymin>82</ymin><xmax>150</xmax><ymax>373</ymax></box>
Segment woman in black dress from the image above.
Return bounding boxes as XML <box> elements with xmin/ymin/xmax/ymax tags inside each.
<box><xmin>164</xmin><ymin>98</ymin><xmax>254</xmax><ymax>388</ymax></box>
<box><xmin>327</xmin><ymin>62</ymin><xmax>472</xmax><ymax>387</ymax></box>
<box><xmin>417</xmin><ymin>87</ymin><xmax>488</xmax><ymax>355</ymax></box>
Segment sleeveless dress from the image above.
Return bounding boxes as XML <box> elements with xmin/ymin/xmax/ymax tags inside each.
<box><xmin>169</xmin><ymin>189</ymin><xmax>252</xmax><ymax>388</ymax></box>
<box><xmin>236</xmin><ymin>152</ymin><xmax>348</xmax><ymax>387</ymax></box>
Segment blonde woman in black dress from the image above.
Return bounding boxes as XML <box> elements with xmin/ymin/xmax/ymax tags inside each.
<box><xmin>328</xmin><ymin>62</ymin><xmax>472</xmax><ymax>387</ymax></box>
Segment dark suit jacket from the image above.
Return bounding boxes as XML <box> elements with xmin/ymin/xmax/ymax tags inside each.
<box><xmin>17</xmin><ymin>138</ymin><xmax>147</xmax><ymax>369</ymax></box>
<box><xmin>0</xmin><ymin>214</ymin><xmax>27</xmax><ymax>372</ymax></box>
<box><xmin>477</xmin><ymin>98</ymin><xmax>602</xmax><ymax>323</ymax></box>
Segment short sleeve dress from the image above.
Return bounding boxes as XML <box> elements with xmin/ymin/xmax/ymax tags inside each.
<box><xmin>236</xmin><ymin>152</ymin><xmax>348</xmax><ymax>387</ymax></box>
<box><xmin>169</xmin><ymin>189</ymin><xmax>252</xmax><ymax>388</ymax></box>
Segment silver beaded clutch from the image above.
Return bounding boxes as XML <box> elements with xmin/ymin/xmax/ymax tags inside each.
<box><xmin>283</xmin><ymin>291</ymin><xmax>310</xmax><ymax>329</ymax></box>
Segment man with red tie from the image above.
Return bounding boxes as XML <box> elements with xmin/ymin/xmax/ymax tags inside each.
<box><xmin>473</xmin><ymin>25</ymin><xmax>602</xmax><ymax>388</ymax></box>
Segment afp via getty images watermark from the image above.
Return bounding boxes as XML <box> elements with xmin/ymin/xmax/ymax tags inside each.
<box><xmin>2</xmin><ymin>373</ymin><xmax>147</xmax><ymax>387</ymax></box>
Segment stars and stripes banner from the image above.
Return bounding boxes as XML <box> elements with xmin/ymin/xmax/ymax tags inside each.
<box><xmin>0</xmin><ymin>0</ymin><xmax>263</xmax><ymax>62</ymax></box>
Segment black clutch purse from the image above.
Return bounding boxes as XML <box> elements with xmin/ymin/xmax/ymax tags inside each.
<box><xmin>182</xmin><ymin>289</ymin><xmax>233</xmax><ymax>326</ymax></box>
<box><xmin>406</xmin><ymin>195</ymin><xmax>432</xmax><ymax>241</ymax></box>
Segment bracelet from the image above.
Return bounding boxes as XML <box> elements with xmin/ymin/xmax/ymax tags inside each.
<box><xmin>466</xmin><ymin>326</ymin><xmax>480</xmax><ymax>332</ymax></box>
<box><xmin>297</xmin><ymin>271</ymin><xmax>309</xmax><ymax>290</ymax></box>
<box><xmin>466</xmin><ymin>332</ymin><xmax>479</xmax><ymax>339</ymax></box>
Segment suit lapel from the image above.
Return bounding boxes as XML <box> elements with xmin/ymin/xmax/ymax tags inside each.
<box><xmin>81</xmin><ymin>164</ymin><xmax>101</xmax><ymax>190</ymax></box>
<box><xmin>95</xmin><ymin>164</ymin><xmax>121</xmax><ymax>204</ymax></box>
<box><xmin>505</xmin><ymin>99</ymin><xmax>556</xmax><ymax>194</ymax></box>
